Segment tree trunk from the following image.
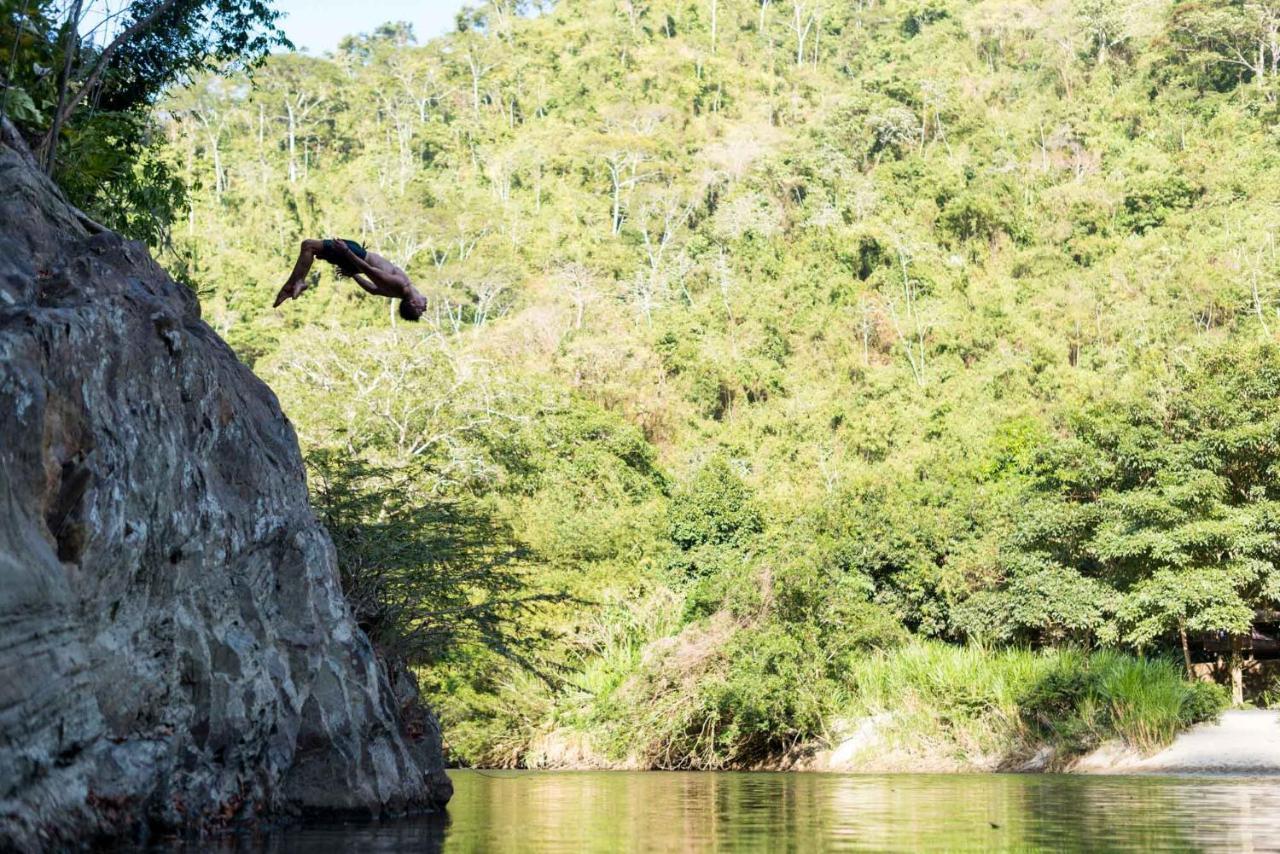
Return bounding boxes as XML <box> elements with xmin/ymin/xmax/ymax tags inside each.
<box><xmin>710</xmin><ymin>0</ymin><xmax>717</xmax><ymax>54</ymax></box>
<box><xmin>610</xmin><ymin>166</ymin><xmax>622</xmax><ymax>235</ymax></box>
<box><xmin>211</xmin><ymin>138</ymin><xmax>223</xmax><ymax>200</ymax></box>
<box><xmin>43</xmin><ymin>0</ymin><xmax>84</xmax><ymax>174</ymax></box>
<box><xmin>1230</xmin><ymin>633</ymin><xmax>1245</xmax><ymax>706</ymax></box>
<box><xmin>1180</xmin><ymin>622</ymin><xmax>1193</xmax><ymax>681</ymax></box>
<box><xmin>40</xmin><ymin>0</ymin><xmax>184</xmax><ymax>164</ymax></box>
<box><xmin>286</xmin><ymin>103</ymin><xmax>297</xmax><ymax>184</ymax></box>
<box><xmin>812</xmin><ymin>11</ymin><xmax>821</xmax><ymax>67</ymax></box>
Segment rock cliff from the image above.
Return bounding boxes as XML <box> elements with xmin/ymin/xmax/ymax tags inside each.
<box><xmin>0</xmin><ymin>123</ymin><xmax>450</xmax><ymax>851</ymax></box>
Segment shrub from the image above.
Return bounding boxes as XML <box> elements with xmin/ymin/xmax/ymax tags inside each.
<box><xmin>701</xmin><ymin>625</ymin><xmax>837</xmax><ymax>764</ymax></box>
<box><xmin>902</xmin><ymin>0</ymin><xmax>951</xmax><ymax>36</ymax></box>
<box><xmin>666</xmin><ymin>457</ymin><xmax>763</xmax><ymax>554</ymax></box>
<box><xmin>1096</xmin><ymin>656</ymin><xmax>1190</xmax><ymax>752</ymax></box>
<box><xmin>938</xmin><ymin>193</ymin><xmax>1007</xmax><ymax>245</ymax></box>
<box><xmin>1183</xmin><ymin>680</ymin><xmax>1229</xmax><ymax>723</ymax></box>
<box><xmin>1119</xmin><ymin>173</ymin><xmax>1199</xmax><ymax>234</ymax></box>
<box><xmin>867</xmin><ymin>107</ymin><xmax>921</xmax><ymax>160</ymax></box>
<box><xmin>847</xmin><ymin>643</ymin><xmax>1222</xmax><ymax>762</ymax></box>
<box><xmin>309</xmin><ymin>452</ymin><xmax>559</xmax><ymax>668</ymax></box>
<box><xmin>678</xmin><ymin>545</ymin><xmax>765</xmax><ymax>619</ymax></box>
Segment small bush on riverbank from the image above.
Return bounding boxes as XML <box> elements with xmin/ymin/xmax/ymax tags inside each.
<box><xmin>1024</xmin><ymin>652</ymin><xmax>1226</xmax><ymax>753</ymax></box>
<box><xmin>590</xmin><ymin>616</ymin><xmax>843</xmax><ymax>769</ymax></box>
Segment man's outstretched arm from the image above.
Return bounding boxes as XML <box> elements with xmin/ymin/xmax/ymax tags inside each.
<box><xmin>351</xmin><ymin>274</ymin><xmax>387</xmax><ymax>296</ymax></box>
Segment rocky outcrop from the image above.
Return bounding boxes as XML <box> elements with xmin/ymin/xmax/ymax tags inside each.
<box><xmin>0</xmin><ymin>124</ymin><xmax>450</xmax><ymax>851</ymax></box>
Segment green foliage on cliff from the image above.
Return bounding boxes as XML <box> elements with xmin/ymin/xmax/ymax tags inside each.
<box><xmin>153</xmin><ymin>0</ymin><xmax>1276</xmax><ymax>765</ymax></box>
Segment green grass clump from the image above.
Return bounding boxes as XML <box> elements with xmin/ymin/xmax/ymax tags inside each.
<box><xmin>844</xmin><ymin>643</ymin><xmax>1227</xmax><ymax>765</ymax></box>
<box><xmin>1094</xmin><ymin>656</ymin><xmax>1192</xmax><ymax>752</ymax></box>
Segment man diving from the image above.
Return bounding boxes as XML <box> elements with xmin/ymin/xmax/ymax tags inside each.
<box><xmin>273</xmin><ymin>237</ymin><xmax>427</xmax><ymax>321</ymax></box>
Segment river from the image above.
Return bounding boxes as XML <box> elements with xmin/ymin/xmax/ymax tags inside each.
<box><xmin>176</xmin><ymin>770</ymin><xmax>1280</xmax><ymax>852</ymax></box>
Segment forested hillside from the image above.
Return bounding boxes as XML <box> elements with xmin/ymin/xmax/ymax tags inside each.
<box><xmin>155</xmin><ymin>0</ymin><xmax>1280</xmax><ymax>766</ymax></box>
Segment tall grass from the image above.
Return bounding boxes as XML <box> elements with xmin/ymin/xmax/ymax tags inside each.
<box><xmin>844</xmin><ymin>642</ymin><xmax>1226</xmax><ymax>764</ymax></box>
<box><xmin>1094</xmin><ymin>654</ymin><xmax>1197</xmax><ymax>752</ymax></box>
<box><xmin>451</xmin><ymin>635</ymin><xmax>1227</xmax><ymax>769</ymax></box>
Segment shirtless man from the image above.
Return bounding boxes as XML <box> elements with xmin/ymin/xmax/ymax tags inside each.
<box><xmin>273</xmin><ymin>237</ymin><xmax>427</xmax><ymax>322</ymax></box>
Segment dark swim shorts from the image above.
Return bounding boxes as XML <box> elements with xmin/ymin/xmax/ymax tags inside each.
<box><xmin>322</xmin><ymin>238</ymin><xmax>367</xmax><ymax>259</ymax></box>
<box><xmin>319</xmin><ymin>238</ymin><xmax>368</xmax><ymax>277</ymax></box>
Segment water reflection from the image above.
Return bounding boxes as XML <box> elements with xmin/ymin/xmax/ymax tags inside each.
<box><xmin>168</xmin><ymin>771</ymin><xmax>1280</xmax><ymax>852</ymax></box>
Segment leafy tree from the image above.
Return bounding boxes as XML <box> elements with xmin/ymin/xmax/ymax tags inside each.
<box><xmin>901</xmin><ymin>0</ymin><xmax>951</xmax><ymax>37</ymax></box>
<box><xmin>0</xmin><ymin>0</ymin><xmax>286</xmax><ymax>239</ymax></box>
<box><xmin>310</xmin><ymin>451</ymin><xmax>560</xmax><ymax>669</ymax></box>
<box><xmin>1166</xmin><ymin>0</ymin><xmax>1280</xmax><ymax>92</ymax></box>
<box><xmin>995</xmin><ymin>342</ymin><xmax>1280</xmax><ymax>703</ymax></box>
<box><xmin>666</xmin><ymin>457</ymin><xmax>763</xmax><ymax>554</ymax></box>
<box><xmin>339</xmin><ymin>20</ymin><xmax>417</xmax><ymax>59</ymax></box>
<box><xmin>1075</xmin><ymin>0</ymin><xmax>1133</xmax><ymax>65</ymax></box>
<box><xmin>938</xmin><ymin>191</ymin><xmax>1011</xmax><ymax>246</ymax></box>
<box><xmin>1119</xmin><ymin>172</ymin><xmax>1200</xmax><ymax>234</ymax></box>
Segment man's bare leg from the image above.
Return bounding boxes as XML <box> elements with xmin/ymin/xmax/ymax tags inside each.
<box><xmin>274</xmin><ymin>239</ymin><xmax>324</xmax><ymax>307</ymax></box>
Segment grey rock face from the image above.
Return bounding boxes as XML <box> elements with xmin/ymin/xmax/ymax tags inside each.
<box><xmin>0</xmin><ymin>127</ymin><xmax>450</xmax><ymax>851</ymax></box>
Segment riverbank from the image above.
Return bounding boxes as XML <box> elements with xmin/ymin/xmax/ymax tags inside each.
<box><xmin>804</xmin><ymin>709</ymin><xmax>1280</xmax><ymax>775</ymax></box>
<box><xmin>1073</xmin><ymin>710</ymin><xmax>1280</xmax><ymax>775</ymax></box>
<box><xmin>486</xmin><ymin>643</ymin><xmax>1232</xmax><ymax>774</ymax></box>
<box><xmin>515</xmin><ymin>709</ymin><xmax>1280</xmax><ymax>775</ymax></box>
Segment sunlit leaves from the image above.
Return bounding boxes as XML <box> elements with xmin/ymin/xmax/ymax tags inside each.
<box><xmin>993</xmin><ymin>341</ymin><xmax>1280</xmax><ymax>647</ymax></box>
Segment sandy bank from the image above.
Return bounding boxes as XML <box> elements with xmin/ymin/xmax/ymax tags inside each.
<box><xmin>1074</xmin><ymin>710</ymin><xmax>1280</xmax><ymax>775</ymax></box>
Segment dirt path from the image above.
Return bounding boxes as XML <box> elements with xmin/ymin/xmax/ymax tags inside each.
<box><xmin>1118</xmin><ymin>710</ymin><xmax>1280</xmax><ymax>774</ymax></box>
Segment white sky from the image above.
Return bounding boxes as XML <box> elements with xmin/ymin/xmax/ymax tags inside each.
<box><xmin>76</xmin><ymin>0</ymin><xmax>471</xmax><ymax>52</ymax></box>
<box><xmin>271</xmin><ymin>0</ymin><xmax>472</xmax><ymax>53</ymax></box>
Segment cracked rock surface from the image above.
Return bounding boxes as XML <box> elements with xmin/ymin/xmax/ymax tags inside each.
<box><xmin>0</xmin><ymin>126</ymin><xmax>450</xmax><ymax>851</ymax></box>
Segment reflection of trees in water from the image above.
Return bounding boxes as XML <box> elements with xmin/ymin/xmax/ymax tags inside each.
<box><xmin>1016</xmin><ymin>776</ymin><xmax>1280</xmax><ymax>853</ymax></box>
<box><xmin>823</xmin><ymin>774</ymin><xmax>1028</xmax><ymax>850</ymax></box>
<box><xmin>1182</xmin><ymin>781</ymin><xmax>1280</xmax><ymax>853</ymax></box>
<box><xmin>219</xmin><ymin>773</ymin><xmax>1280</xmax><ymax>851</ymax></box>
<box><xmin>449</xmin><ymin>773</ymin><xmax>1280</xmax><ymax>852</ymax></box>
<box><xmin>1020</xmin><ymin>776</ymin><xmax>1197</xmax><ymax>851</ymax></box>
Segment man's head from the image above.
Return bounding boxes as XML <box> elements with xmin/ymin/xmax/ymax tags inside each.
<box><xmin>399</xmin><ymin>292</ymin><xmax>426</xmax><ymax>322</ymax></box>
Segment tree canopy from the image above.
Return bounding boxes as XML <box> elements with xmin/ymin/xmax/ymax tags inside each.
<box><xmin>0</xmin><ymin>0</ymin><xmax>287</xmax><ymax>240</ymax></box>
<box><xmin>134</xmin><ymin>0</ymin><xmax>1280</xmax><ymax>763</ymax></box>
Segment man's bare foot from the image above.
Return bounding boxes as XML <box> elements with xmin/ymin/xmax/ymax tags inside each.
<box><xmin>273</xmin><ymin>280</ymin><xmax>305</xmax><ymax>307</ymax></box>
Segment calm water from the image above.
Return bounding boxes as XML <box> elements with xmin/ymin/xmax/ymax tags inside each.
<box><xmin>192</xmin><ymin>771</ymin><xmax>1280</xmax><ymax>852</ymax></box>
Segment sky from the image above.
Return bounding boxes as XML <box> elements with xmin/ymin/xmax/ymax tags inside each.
<box><xmin>272</xmin><ymin>0</ymin><xmax>472</xmax><ymax>53</ymax></box>
<box><xmin>75</xmin><ymin>0</ymin><xmax>472</xmax><ymax>53</ymax></box>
